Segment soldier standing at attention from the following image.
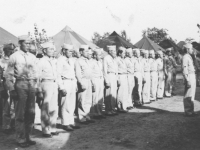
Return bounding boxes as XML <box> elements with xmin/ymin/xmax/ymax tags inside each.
<box><xmin>0</xmin><ymin>43</ymin><xmax>15</xmax><ymax>133</ymax></box>
<box><xmin>182</xmin><ymin>43</ymin><xmax>197</xmax><ymax>117</ymax></box>
<box><xmin>124</xmin><ymin>48</ymin><xmax>135</xmax><ymax>110</ymax></box>
<box><xmin>57</xmin><ymin>43</ymin><xmax>80</xmax><ymax>131</ymax></box>
<box><xmin>149</xmin><ymin>50</ymin><xmax>158</xmax><ymax>101</ymax></box>
<box><xmin>75</xmin><ymin>45</ymin><xmax>95</xmax><ymax>124</ymax></box>
<box><xmin>156</xmin><ymin>51</ymin><xmax>165</xmax><ymax>99</ymax></box>
<box><xmin>103</xmin><ymin>46</ymin><xmax>118</xmax><ymax>116</ymax></box>
<box><xmin>5</xmin><ymin>35</ymin><xmax>37</xmax><ymax>148</ymax></box>
<box><xmin>37</xmin><ymin>42</ymin><xmax>65</xmax><ymax>138</ymax></box>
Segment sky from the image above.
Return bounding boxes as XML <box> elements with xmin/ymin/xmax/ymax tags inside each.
<box><xmin>0</xmin><ymin>0</ymin><xmax>200</xmax><ymax>44</ymax></box>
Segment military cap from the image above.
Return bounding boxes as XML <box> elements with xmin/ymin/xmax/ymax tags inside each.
<box><xmin>18</xmin><ymin>35</ymin><xmax>31</xmax><ymax>42</ymax></box>
<box><xmin>166</xmin><ymin>48</ymin><xmax>172</xmax><ymax>52</ymax></box>
<box><xmin>107</xmin><ymin>45</ymin><xmax>116</xmax><ymax>51</ymax></box>
<box><xmin>183</xmin><ymin>43</ymin><xmax>192</xmax><ymax>49</ymax></box>
<box><xmin>149</xmin><ymin>50</ymin><xmax>155</xmax><ymax>54</ymax></box>
<box><xmin>62</xmin><ymin>43</ymin><xmax>73</xmax><ymax>50</ymax></box>
<box><xmin>88</xmin><ymin>49</ymin><xmax>93</xmax><ymax>55</ymax></box>
<box><xmin>126</xmin><ymin>48</ymin><xmax>132</xmax><ymax>53</ymax></box>
<box><xmin>143</xmin><ymin>49</ymin><xmax>149</xmax><ymax>54</ymax></box>
<box><xmin>157</xmin><ymin>50</ymin><xmax>163</xmax><ymax>55</ymax></box>
<box><xmin>80</xmin><ymin>45</ymin><xmax>89</xmax><ymax>50</ymax></box>
<box><xmin>41</xmin><ymin>42</ymin><xmax>54</xmax><ymax>49</ymax></box>
<box><xmin>3</xmin><ymin>43</ymin><xmax>15</xmax><ymax>51</ymax></box>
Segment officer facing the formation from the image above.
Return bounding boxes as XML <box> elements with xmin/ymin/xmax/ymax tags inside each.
<box><xmin>90</xmin><ymin>48</ymin><xmax>105</xmax><ymax>119</ymax></box>
<box><xmin>57</xmin><ymin>43</ymin><xmax>80</xmax><ymax>131</ymax></box>
<box><xmin>103</xmin><ymin>45</ymin><xmax>118</xmax><ymax>116</ymax></box>
<box><xmin>124</xmin><ymin>48</ymin><xmax>135</xmax><ymax>109</ymax></box>
<box><xmin>133</xmin><ymin>48</ymin><xmax>144</xmax><ymax>107</ymax></box>
<box><xmin>156</xmin><ymin>51</ymin><xmax>165</xmax><ymax>99</ymax></box>
<box><xmin>0</xmin><ymin>43</ymin><xmax>15</xmax><ymax>133</ymax></box>
<box><xmin>149</xmin><ymin>50</ymin><xmax>158</xmax><ymax>101</ymax></box>
<box><xmin>141</xmin><ymin>50</ymin><xmax>150</xmax><ymax>104</ymax></box>
<box><xmin>75</xmin><ymin>45</ymin><xmax>95</xmax><ymax>124</ymax></box>
<box><xmin>182</xmin><ymin>43</ymin><xmax>197</xmax><ymax>117</ymax></box>
<box><xmin>116</xmin><ymin>47</ymin><xmax>128</xmax><ymax>112</ymax></box>
<box><xmin>37</xmin><ymin>42</ymin><xmax>64</xmax><ymax>138</ymax></box>
<box><xmin>5</xmin><ymin>35</ymin><xmax>38</xmax><ymax>148</ymax></box>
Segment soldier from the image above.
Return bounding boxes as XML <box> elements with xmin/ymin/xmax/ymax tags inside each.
<box><xmin>90</xmin><ymin>48</ymin><xmax>105</xmax><ymax>119</ymax></box>
<box><xmin>5</xmin><ymin>35</ymin><xmax>37</xmax><ymax>147</ymax></box>
<box><xmin>132</xmin><ymin>48</ymin><xmax>144</xmax><ymax>107</ymax></box>
<box><xmin>116</xmin><ymin>47</ymin><xmax>128</xmax><ymax>112</ymax></box>
<box><xmin>165</xmin><ymin>48</ymin><xmax>178</xmax><ymax>97</ymax></box>
<box><xmin>182</xmin><ymin>43</ymin><xmax>197</xmax><ymax>117</ymax></box>
<box><xmin>0</xmin><ymin>43</ymin><xmax>15</xmax><ymax>133</ymax></box>
<box><xmin>141</xmin><ymin>50</ymin><xmax>150</xmax><ymax>104</ymax></box>
<box><xmin>103</xmin><ymin>45</ymin><xmax>118</xmax><ymax>116</ymax></box>
<box><xmin>75</xmin><ymin>45</ymin><xmax>95</xmax><ymax>124</ymax></box>
<box><xmin>37</xmin><ymin>42</ymin><xmax>65</xmax><ymax>137</ymax></box>
<box><xmin>57</xmin><ymin>43</ymin><xmax>80</xmax><ymax>131</ymax></box>
<box><xmin>156</xmin><ymin>51</ymin><xmax>165</xmax><ymax>99</ymax></box>
<box><xmin>124</xmin><ymin>48</ymin><xmax>135</xmax><ymax>110</ymax></box>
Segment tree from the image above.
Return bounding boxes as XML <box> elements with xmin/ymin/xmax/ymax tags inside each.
<box><xmin>142</xmin><ymin>27</ymin><xmax>168</xmax><ymax>44</ymax></box>
<box><xmin>91</xmin><ymin>32</ymin><xmax>102</xmax><ymax>45</ymax></box>
<box><xmin>121</xmin><ymin>30</ymin><xmax>131</xmax><ymax>42</ymax></box>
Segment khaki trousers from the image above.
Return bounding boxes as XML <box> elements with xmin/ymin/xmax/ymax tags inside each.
<box><xmin>78</xmin><ymin>79</ymin><xmax>92</xmax><ymax>122</ymax></box>
<box><xmin>105</xmin><ymin>73</ymin><xmax>117</xmax><ymax>113</ymax></box>
<box><xmin>183</xmin><ymin>74</ymin><xmax>196</xmax><ymax>114</ymax></box>
<box><xmin>41</xmin><ymin>81</ymin><xmax>58</xmax><ymax>134</ymax></box>
<box><xmin>61</xmin><ymin>80</ymin><xmax>76</xmax><ymax>125</ymax></box>
<box><xmin>117</xmin><ymin>74</ymin><xmax>128</xmax><ymax>110</ymax></box>
<box><xmin>15</xmin><ymin>80</ymin><xmax>36</xmax><ymax>143</ymax></box>
<box><xmin>157</xmin><ymin>71</ymin><xmax>165</xmax><ymax>98</ymax></box>
<box><xmin>91</xmin><ymin>77</ymin><xmax>104</xmax><ymax>116</ymax></box>
<box><xmin>142</xmin><ymin>72</ymin><xmax>150</xmax><ymax>103</ymax></box>
<box><xmin>165</xmin><ymin>71</ymin><xmax>173</xmax><ymax>97</ymax></box>
<box><xmin>127</xmin><ymin>74</ymin><xmax>135</xmax><ymax>107</ymax></box>
<box><xmin>150</xmin><ymin>72</ymin><xmax>158</xmax><ymax>100</ymax></box>
<box><xmin>133</xmin><ymin>72</ymin><xmax>143</xmax><ymax>104</ymax></box>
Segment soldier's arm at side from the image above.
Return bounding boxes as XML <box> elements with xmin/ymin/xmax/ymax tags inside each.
<box><xmin>103</xmin><ymin>57</ymin><xmax>109</xmax><ymax>84</ymax></box>
<box><xmin>182</xmin><ymin>56</ymin><xmax>189</xmax><ymax>82</ymax></box>
<box><xmin>75</xmin><ymin>60</ymin><xmax>82</xmax><ymax>85</ymax></box>
<box><xmin>56</xmin><ymin>58</ymin><xmax>64</xmax><ymax>90</ymax></box>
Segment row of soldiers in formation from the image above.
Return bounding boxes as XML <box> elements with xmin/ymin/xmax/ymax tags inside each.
<box><xmin>0</xmin><ymin>35</ymin><xmax>180</xmax><ymax>148</ymax></box>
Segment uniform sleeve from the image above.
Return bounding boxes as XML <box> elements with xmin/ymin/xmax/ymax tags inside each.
<box><xmin>75</xmin><ymin>60</ymin><xmax>82</xmax><ymax>85</ymax></box>
<box><xmin>103</xmin><ymin>57</ymin><xmax>109</xmax><ymax>84</ymax></box>
<box><xmin>57</xmin><ymin>58</ymin><xmax>64</xmax><ymax>90</ymax></box>
<box><xmin>4</xmin><ymin>55</ymin><xmax>15</xmax><ymax>91</ymax></box>
<box><xmin>37</xmin><ymin>59</ymin><xmax>44</xmax><ymax>92</ymax></box>
<box><xmin>182</xmin><ymin>56</ymin><xmax>189</xmax><ymax>82</ymax></box>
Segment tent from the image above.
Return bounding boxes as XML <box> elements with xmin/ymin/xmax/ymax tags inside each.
<box><xmin>0</xmin><ymin>27</ymin><xmax>18</xmax><ymax>46</ymax></box>
<box><xmin>98</xmin><ymin>31</ymin><xmax>136</xmax><ymax>51</ymax></box>
<box><xmin>52</xmin><ymin>25</ymin><xmax>98</xmax><ymax>51</ymax></box>
<box><xmin>134</xmin><ymin>36</ymin><xmax>165</xmax><ymax>52</ymax></box>
<box><xmin>177</xmin><ymin>41</ymin><xmax>186</xmax><ymax>49</ymax></box>
<box><xmin>159</xmin><ymin>39</ymin><xmax>181</xmax><ymax>53</ymax></box>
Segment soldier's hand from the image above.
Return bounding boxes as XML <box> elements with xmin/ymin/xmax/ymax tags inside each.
<box><xmin>37</xmin><ymin>92</ymin><xmax>44</xmax><ymax>99</ymax></box>
<box><xmin>143</xmin><ymin>78</ymin><xmax>146</xmax><ymax>84</ymax></box>
<box><xmin>105</xmin><ymin>82</ymin><xmax>110</xmax><ymax>88</ymax></box>
<box><xmin>117</xmin><ymin>80</ymin><xmax>121</xmax><ymax>87</ymax></box>
<box><xmin>92</xmin><ymin>84</ymin><xmax>96</xmax><ymax>92</ymax></box>
<box><xmin>9</xmin><ymin>90</ymin><xmax>18</xmax><ymax>99</ymax></box>
<box><xmin>81</xmin><ymin>84</ymin><xmax>86</xmax><ymax>91</ymax></box>
<box><xmin>187</xmin><ymin>81</ymin><xmax>191</xmax><ymax>88</ymax></box>
<box><xmin>60</xmin><ymin>89</ymin><xmax>67</xmax><ymax>97</ymax></box>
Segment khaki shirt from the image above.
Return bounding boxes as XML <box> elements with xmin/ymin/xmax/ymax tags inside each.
<box><xmin>156</xmin><ymin>58</ymin><xmax>164</xmax><ymax>72</ymax></box>
<box><xmin>141</xmin><ymin>58</ymin><xmax>150</xmax><ymax>72</ymax></box>
<box><xmin>182</xmin><ymin>53</ymin><xmax>195</xmax><ymax>81</ymax></box>
<box><xmin>124</xmin><ymin>57</ymin><xmax>134</xmax><ymax>74</ymax></box>
<box><xmin>92</xmin><ymin>59</ymin><xmax>103</xmax><ymax>78</ymax></box>
<box><xmin>5</xmin><ymin>50</ymin><xmax>38</xmax><ymax>91</ymax></box>
<box><xmin>149</xmin><ymin>58</ymin><xmax>157</xmax><ymax>72</ymax></box>
<box><xmin>116</xmin><ymin>57</ymin><xmax>128</xmax><ymax>74</ymax></box>
<box><xmin>103</xmin><ymin>55</ymin><xmax>118</xmax><ymax>84</ymax></box>
<box><xmin>75</xmin><ymin>56</ymin><xmax>93</xmax><ymax>85</ymax></box>
<box><xmin>37</xmin><ymin>56</ymin><xmax>62</xmax><ymax>90</ymax></box>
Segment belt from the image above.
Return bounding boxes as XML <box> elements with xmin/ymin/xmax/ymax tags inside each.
<box><xmin>62</xmin><ymin>77</ymin><xmax>74</xmax><ymax>80</ymax></box>
<box><xmin>150</xmin><ymin>71</ymin><xmax>157</xmax><ymax>72</ymax></box>
<box><xmin>41</xmin><ymin>79</ymin><xmax>56</xmax><ymax>82</ymax></box>
<box><xmin>16</xmin><ymin>78</ymin><xmax>37</xmax><ymax>82</ymax></box>
<box><xmin>118</xmin><ymin>73</ymin><xmax>128</xmax><ymax>75</ymax></box>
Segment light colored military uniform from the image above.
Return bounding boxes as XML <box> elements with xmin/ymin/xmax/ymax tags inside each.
<box><xmin>91</xmin><ymin>58</ymin><xmax>104</xmax><ymax>116</ymax></box>
<box><xmin>182</xmin><ymin>53</ymin><xmax>196</xmax><ymax>115</ymax></box>
<box><xmin>5</xmin><ymin>46</ymin><xmax>37</xmax><ymax>143</ymax></box>
<box><xmin>57</xmin><ymin>55</ymin><xmax>76</xmax><ymax>126</ymax></box>
<box><xmin>141</xmin><ymin>56</ymin><xmax>150</xmax><ymax>103</ymax></box>
<box><xmin>116</xmin><ymin>56</ymin><xmax>128</xmax><ymax>110</ymax></box>
<box><xmin>124</xmin><ymin>49</ymin><xmax>135</xmax><ymax>108</ymax></box>
<box><xmin>149</xmin><ymin>52</ymin><xmax>158</xmax><ymax>101</ymax></box>
<box><xmin>156</xmin><ymin>52</ymin><xmax>165</xmax><ymax>99</ymax></box>
<box><xmin>103</xmin><ymin>52</ymin><xmax>118</xmax><ymax>114</ymax></box>
<box><xmin>38</xmin><ymin>54</ymin><xmax>61</xmax><ymax>134</ymax></box>
<box><xmin>75</xmin><ymin>56</ymin><xmax>93</xmax><ymax>122</ymax></box>
<box><xmin>132</xmin><ymin>51</ymin><xmax>144</xmax><ymax>105</ymax></box>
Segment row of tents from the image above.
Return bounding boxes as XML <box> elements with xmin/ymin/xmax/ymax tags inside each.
<box><xmin>0</xmin><ymin>25</ymin><xmax>199</xmax><ymax>54</ymax></box>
